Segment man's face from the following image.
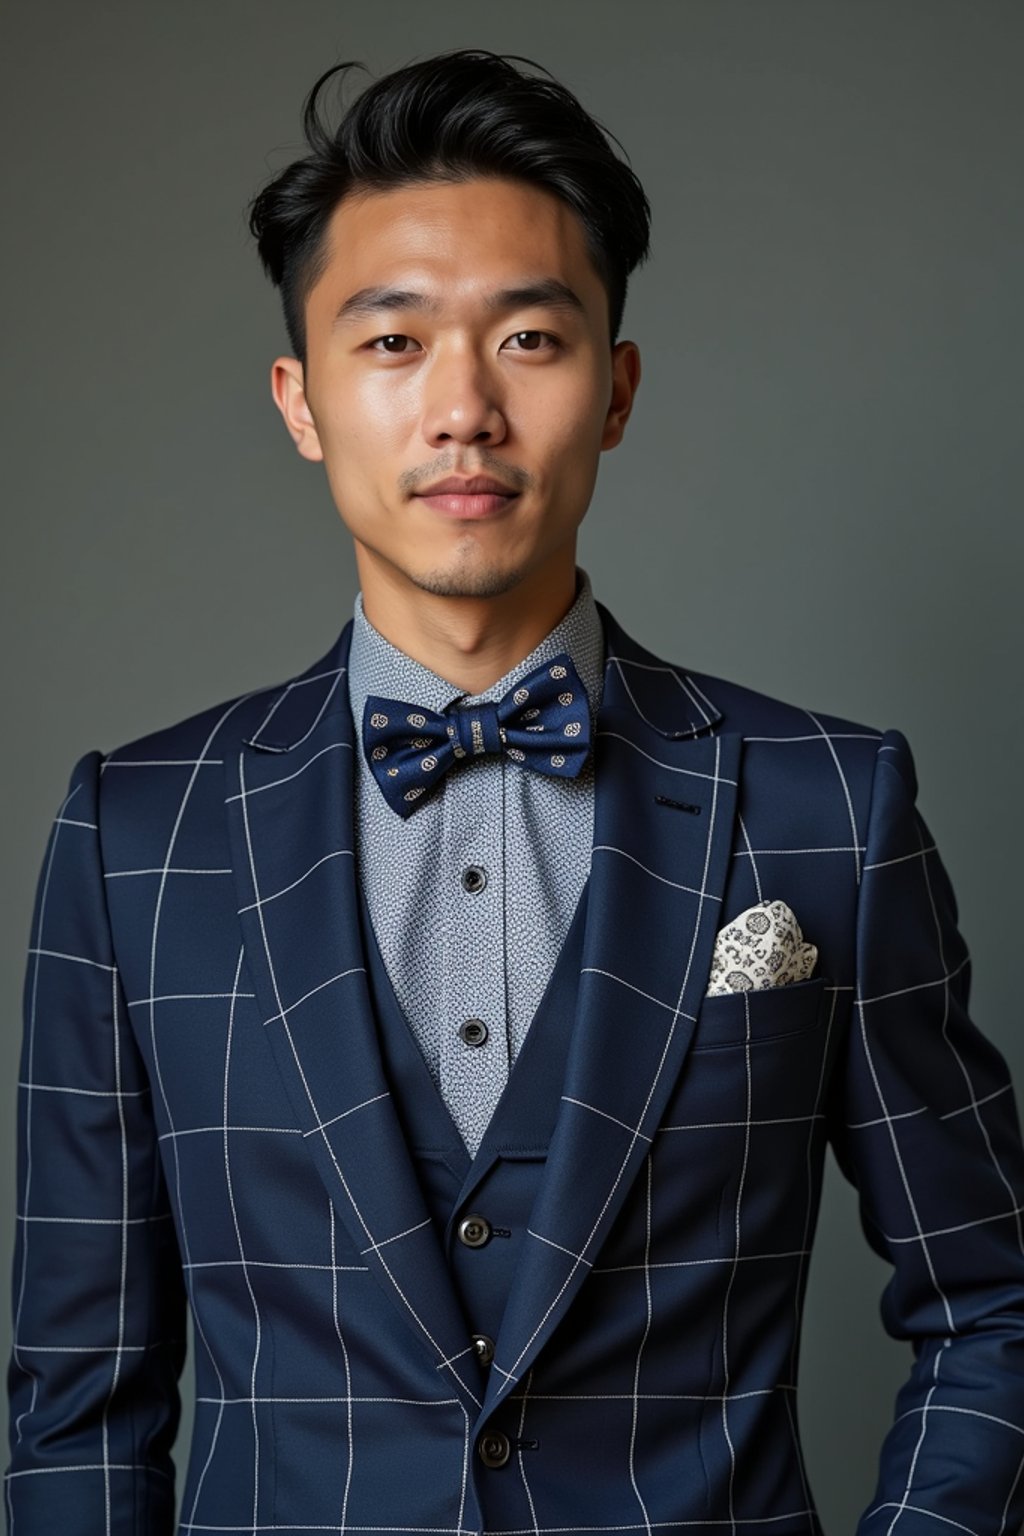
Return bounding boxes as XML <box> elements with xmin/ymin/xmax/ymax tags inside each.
<box><xmin>271</xmin><ymin>175</ymin><xmax>640</xmax><ymax>602</ymax></box>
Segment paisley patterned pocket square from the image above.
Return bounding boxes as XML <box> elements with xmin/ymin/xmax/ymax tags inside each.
<box><xmin>705</xmin><ymin>899</ymin><xmax>818</xmax><ymax>996</ymax></box>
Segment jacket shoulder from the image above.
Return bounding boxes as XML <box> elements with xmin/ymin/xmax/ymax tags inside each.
<box><xmin>685</xmin><ymin>664</ymin><xmax>885</xmax><ymax>746</ymax></box>
<box><xmin>101</xmin><ymin>625</ymin><xmax>351</xmax><ymax>767</ymax></box>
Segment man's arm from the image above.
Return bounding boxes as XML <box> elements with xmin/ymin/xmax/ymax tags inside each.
<box><xmin>5</xmin><ymin>749</ymin><xmax>188</xmax><ymax>1534</ymax></box>
<box><xmin>826</xmin><ymin>727</ymin><xmax>1024</xmax><ymax>1534</ymax></box>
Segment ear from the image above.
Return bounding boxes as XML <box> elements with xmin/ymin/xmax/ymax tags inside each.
<box><xmin>601</xmin><ymin>340</ymin><xmax>641</xmax><ymax>451</ymax></box>
<box><xmin>270</xmin><ymin>356</ymin><xmax>324</xmax><ymax>462</ymax></box>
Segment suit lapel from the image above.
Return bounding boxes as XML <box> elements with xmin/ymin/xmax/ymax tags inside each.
<box><xmin>223</xmin><ymin>622</ymin><xmax>486</xmax><ymax>1416</ymax></box>
<box><xmin>479</xmin><ymin>602</ymin><xmax>742</xmax><ymax>1421</ymax></box>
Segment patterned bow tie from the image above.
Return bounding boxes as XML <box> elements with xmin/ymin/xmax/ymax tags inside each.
<box><xmin>362</xmin><ymin>651</ymin><xmax>592</xmax><ymax>818</ymax></box>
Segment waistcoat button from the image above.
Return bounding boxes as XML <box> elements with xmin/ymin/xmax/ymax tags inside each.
<box><xmin>471</xmin><ymin>1332</ymin><xmax>495</xmax><ymax>1365</ymax></box>
<box><xmin>461</xmin><ymin>865</ymin><xmax>487</xmax><ymax>893</ymax></box>
<box><xmin>477</xmin><ymin>1430</ymin><xmax>511</xmax><ymax>1468</ymax></box>
<box><xmin>459</xmin><ymin>1018</ymin><xmax>488</xmax><ymax>1046</ymax></box>
<box><xmin>457</xmin><ymin>1213</ymin><xmax>491</xmax><ymax>1248</ymax></box>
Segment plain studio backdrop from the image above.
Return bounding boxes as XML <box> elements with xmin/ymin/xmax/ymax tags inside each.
<box><xmin>2</xmin><ymin>1</ymin><xmax>1021</xmax><ymax>1528</ymax></box>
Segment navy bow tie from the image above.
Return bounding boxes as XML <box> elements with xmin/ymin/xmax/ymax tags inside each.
<box><xmin>362</xmin><ymin>651</ymin><xmax>592</xmax><ymax>818</ymax></box>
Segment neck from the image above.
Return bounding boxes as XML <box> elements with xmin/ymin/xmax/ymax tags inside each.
<box><xmin>356</xmin><ymin>554</ymin><xmax>581</xmax><ymax>696</ymax></box>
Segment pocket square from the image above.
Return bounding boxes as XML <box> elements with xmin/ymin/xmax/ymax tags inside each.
<box><xmin>705</xmin><ymin>899</ymin><xmax>818</xmax><ymax>996</ymax></box>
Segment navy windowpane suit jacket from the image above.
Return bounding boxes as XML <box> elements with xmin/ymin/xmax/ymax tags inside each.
<box><xmin>7</xmin><ymin>599</ymin><xmax>1024</xmax><ymax>1535</ymax></box>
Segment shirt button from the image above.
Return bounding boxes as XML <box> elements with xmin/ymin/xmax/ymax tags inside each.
<box><xmin>461</xmin><ymin>865</ymin><xmax>488</xmax><ymax>893</ymax></box>
<box><xmin>472</xmin><ymin>1332</ymin><xmax>495</xmax><ymax>1366</ymax></box>
<box><xmin>477</xmin><ymin>1430</ymin><xmax>511</xmax><ymax>1468</ymax></box>
<box><xmin>457</xmin><ymin>1213</ymin><xmax>492</xmax><ymax>1248</ymax></box>
<box><xmin>459</xmin><ymin>1018</ymin><xmax>488</xmax><ymax>1047</ymax></box>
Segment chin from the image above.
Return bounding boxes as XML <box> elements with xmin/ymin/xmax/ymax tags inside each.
<box><xmin>409</xmin><ymin>557</ymin><xmax>529</xmax><ymax>602</ymax></box>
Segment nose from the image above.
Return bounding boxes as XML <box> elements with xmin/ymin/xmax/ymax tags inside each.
<box><xmin>420</xmin><ymin>347</ymin><xmax>508</xmax><ymax>447</ymax></box>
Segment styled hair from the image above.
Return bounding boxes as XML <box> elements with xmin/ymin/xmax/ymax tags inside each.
<box><xmin>247</xmin><ymin>47</ymin><xmax>652</xmax><ymax>365</ymax></box>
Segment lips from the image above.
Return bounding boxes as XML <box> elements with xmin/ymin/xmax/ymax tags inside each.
<box><xmin>414</xmin><ymin>478</ymin><xmax>520</xmax><ymax>520</ymax></box>
<box><xmin>417</xmin><ymin>476</ymin><xmax>517</xmax><ymax>497</ymax></box>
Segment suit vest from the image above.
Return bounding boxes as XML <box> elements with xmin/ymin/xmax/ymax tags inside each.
<box><xmin>355</xmin><ymin>871</ymin><xmax>590</xmax><ymax>1383</ymax></box>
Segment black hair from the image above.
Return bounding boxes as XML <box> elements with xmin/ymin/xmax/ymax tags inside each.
<box><xmin>247</xmin><ymin>47</ymin><xmax>651</xmax><ymax>365</ymax></box>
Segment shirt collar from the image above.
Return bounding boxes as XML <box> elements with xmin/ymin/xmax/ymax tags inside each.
<box><xmin>347</xmin><ymin>565</ymin><xmax>605</xmax><ymax>736</ymax></box>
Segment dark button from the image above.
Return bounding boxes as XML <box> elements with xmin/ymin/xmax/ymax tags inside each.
<box><xmin>477</xmin><ymin>1429</ymin><xmax>511</xmax><ymax>1468</ymax></box>
<box><xmin>459</xmin><ymin>1017</ymin><xmax>489</xmax><ymax>1047</ymax></box>
<box><xmin>457</xmin><ymin>1213</ymin><xmax>491</xmax><ymax>1248</ymax></box>
<box><xmin>461</xmin><ymin>865</ymin><xmax>488</xmax><ymax>893</ymax></box>
<box><xmin>472</xmin><ymin>1332</ymin><xmax>495</xmax><ymax>1366</ymax></box>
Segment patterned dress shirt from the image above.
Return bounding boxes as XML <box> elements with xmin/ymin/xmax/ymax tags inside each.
<box><xmin>346</xmin><ymin>565</ymin><xmax>606</xmax><ymax>1157</ymax></box>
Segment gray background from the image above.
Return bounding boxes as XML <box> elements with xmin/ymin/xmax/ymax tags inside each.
<box><xmin>2</xmin><ymin>1</ymin><xmax>1022</xmax><ymax>1528</ymax></box>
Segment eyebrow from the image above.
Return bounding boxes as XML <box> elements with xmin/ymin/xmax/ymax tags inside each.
<box><xmin>333</xmin><ymin>278</ymin><xmax>586</xmax><ymax>327</ymax></box>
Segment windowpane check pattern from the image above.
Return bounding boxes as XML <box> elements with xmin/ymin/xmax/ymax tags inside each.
<box><xmin>7</xmin><ymin>598</ymin><xmax>1024</xmax><ymax>1535</ymax></box>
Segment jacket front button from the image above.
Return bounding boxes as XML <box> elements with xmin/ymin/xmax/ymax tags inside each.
<box><xmin>477</xmin><ymin>1429</ymin><xmax>511</xmax><ymax>1468</ymax></box>
<box><xmin>457</xmin><ymin>1213</ymin><xmax>491</xmax><ymax>1248</ymax></box>
<box><xmin>471</xmin><ymin>1332</ymin><xmax>495</xmax><ymax>1366</ymax></box>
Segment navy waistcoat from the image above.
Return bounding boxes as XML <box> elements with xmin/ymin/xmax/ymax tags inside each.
<box><xmin>355</xmin><ymin>872</ymin><xmax>591</xmax><ymax>1383</ymax></box>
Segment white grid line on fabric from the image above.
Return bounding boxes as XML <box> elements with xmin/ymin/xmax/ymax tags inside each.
<box><xmin>803</xmin><ymin>708</ymin><xmax>863</xmax><ymax>886</ymax></box>
<box><xmin>590</xmin><ymin>843</ymin><xmax>720</xmax><ymax>898</ymax></box>
<box><xmin>718</xmin><ymin>989</ymin><xmax>754</xmax><ymax>1526</ymax></box>
<box><xmin>559</xmin><ymin>1097</ymin><xmax>655</xmax><ymax>1141</ymax></box>
<box><xmin>236</xmin><ymin>847</ymin><xmax>354</xmax><ymax>914</ymax></box>
<box><xmin>591</xmin><ymin>1251</ymin><xmax>813</xmax><ymax>1274</ymax></box>
<box><xmin>223</xmin><ymin>738</ymin><xmax>351</xmax><ymax>807</ymax></box>
<box><xmin>359</xmin><ymin>1217</ymin><xmax>433</xmax><ymax>1256</ymax></box>
<box><xmin>127</xmin><ymin>992</ymin><xmax>257</xmax><ymax>1007</ymax></box>
<box><xmin>575</xmin><ymin>971</ymin><xmax>700</xmax><ymax>1020</ymax></box>
<box><xmin>594</xmin><ymin>729</ymin><xmax>737</xmax><ymax>783</ymax></box>
<box><xmin>27</xmin><ymin>947</ymin><xmax>116</xmax><ymax>972</ymax></box>
<box><xmin>878</xmin><ymin>1206</ymin><xmax>1024</xmax><ymax>1245</ymax></box>
<box><xmin>5</xmin><ymin>1464</ymin><xmax>174</xmax><ymax>1481</ymax></box>
<box><xmin>101</xmin><ymin>758</ymin><xmax>226</xmax><ymax>768</ymax></box>
<box><xmin>852</xmin><ymin>979</ymin><xmax>956</xmax><ymax>1329</ymax></box>
<box><xmin>184</xmin><ymin>1260</ymin><xmax>369</xmax><ymax>1274</ymax></box>
<box><xmin>222</xmin><ymin>943</ymin><xmax>263</xmax><ymax>1532</ymax></box>
<box><xmin>17</xmin><ymin>1082</ymin><xmax>151</xmax><ymax>1099</ymax></box>
<box><xmin>730</xmin><ymin>845</ymin><xmax>866</xmax><ymax>857</ymax></box>
<box><xmin>626</xmin><ymin>1153</ymin><xmax>655</xmax><ymax>1532</ymax></box>
<box><xmin>105</xmin><ymin>867</ymin><xmax>234</xmax><ymax>878</ymax></box>
<box><xmin>158</xmin><ymin>1126</ymin><xmax>303</xmax><ymax>1142</ymax></box>
<box><xmin>304</xmin><ymin>1091</ymin><xmax>392</xmax><ymax>1138</ymax></box>
<box><xmin>15</xmin><ymin>1214</ymin><xmax>171</xmax><ymax>1227</ymax></box>
<box><xmin>328</xmin><ymin>1201</ymin><xmax>356</xmax><ymax>1532</ymax></box>
<box><xmin>788</xmin><ymin>980</ymin><xmax>840</xmax><ymax>1519</ymax></box>
<box><xmin>259</xmin><ymin>967</ymin><xmax>368</xmax><ymax>1031</ymax></box>
<box><xmin>191</xmin><ymin>1394</ymin><xmax>469</xmax><ymax>1406</ymax></box>
<box><xmin>856</xmin><ymin>954</ymin><xmax>971</xmax><ymax>1007</ymax></box>
<box><xmin>864</xmin><ymin>845</ymin><xmax>938</xmax><ymax>872</ymax></box>
<box><xmin>736</xmin><ymin>812</ymin><xmax>765</xmax><ymax>904</ymax></box>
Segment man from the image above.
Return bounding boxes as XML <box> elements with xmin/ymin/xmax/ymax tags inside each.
<box><xmin>7</xmin><ymin>46</ymin><xmax>1024</xmax><ymax>1536</ymax></box>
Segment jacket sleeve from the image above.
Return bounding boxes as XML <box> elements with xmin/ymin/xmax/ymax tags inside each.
<box><xmin>5</xmin><ymin>749</ymin><xmax>188</xmax><ymax>1534</ymax></box>
<box><xmin>825</xmin><ymin>727</ymin><xmax>1024</xmax><ymax>1534</ymax></box>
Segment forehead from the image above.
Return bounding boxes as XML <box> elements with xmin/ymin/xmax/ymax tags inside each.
<box><xmin>309</xmin><ymin>176</ymin><xmax>604</xmax><ymax>314</ymax></box>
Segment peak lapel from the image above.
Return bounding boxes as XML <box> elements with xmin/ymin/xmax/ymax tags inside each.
<box><xmin>481</xmin><ymin>604</ymin><xmax>743</xmax><ymax>1421</ymax></box>
<box><xmin>223</xmin><ymin>622</ymin><xmax>485</xmax><ymax>1415</ymax></box>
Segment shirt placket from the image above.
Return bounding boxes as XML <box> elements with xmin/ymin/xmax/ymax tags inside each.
<box><xmin>440</xmin><ymin>753</ymin><xmax>508</xmax><ymax>1156</ymax></box>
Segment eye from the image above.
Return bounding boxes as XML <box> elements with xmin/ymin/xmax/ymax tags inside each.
<box><xmin>368</xmin><ymin>334</ymin><xmax>422</xmax><ymax>354</ymax></box>
<box><xmin>503</xmin><ymin>330</ymin><xmax>558</xmax><ymax>352</ymax></box>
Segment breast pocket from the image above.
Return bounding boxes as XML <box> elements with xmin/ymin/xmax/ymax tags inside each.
<box><xmin>688</xmin><ymin>974</ymin><xmax>828</xmax><ymax>1051</ymax></box>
